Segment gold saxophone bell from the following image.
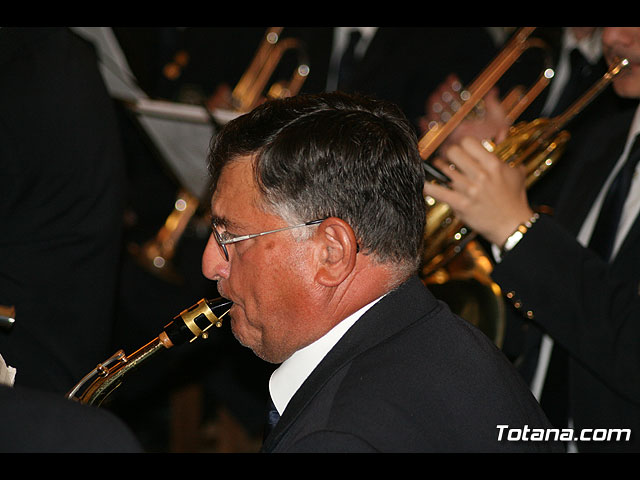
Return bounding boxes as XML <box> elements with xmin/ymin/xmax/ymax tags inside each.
<box><xmin>129</xmin><ymin>27</ymin><xmax>310</xmax><ymax>284</ymax></box>
<box><xmin>66</xmin><ymin>297</ymin><xmax>232</xmax><ymax>406</ymax></box>
<box><xmin>421</xmin><ymin>56</ymin><xmax>630</xmax><ymax>345</ymax></box>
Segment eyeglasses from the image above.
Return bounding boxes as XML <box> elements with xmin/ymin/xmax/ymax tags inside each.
<box><xmin>211</xmin><ymin>218</ymin><xmax>325</xmax><ymax>261</ymax></box>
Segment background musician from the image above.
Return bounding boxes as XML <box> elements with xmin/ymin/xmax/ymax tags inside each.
<box><xmin>0</xmin><ymin>27</ymin><xmax>143</xmax><ymax>452</ymax></box>
<box><xmin>0</xmin><ymin>27</ymin><xmax>126</xmax><ymax>394</ymax></box>
<box><xmin>423</xmin><ymin>27</ymin><xmax>640</xmax><ymax>452</ymax></box>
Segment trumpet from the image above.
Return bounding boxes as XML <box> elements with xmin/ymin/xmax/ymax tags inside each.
<box><xmin>422</xmin><ymin>56</ymin><xmax>630</xmax><ymax>276</ymax></box>
<box><xmin>419</xmin><ymin>27</ymin><xmax>553</xmax><ymax>160</ymax></box>
<box><xmin>129</xmin><ymin>27</ymin><xmax>310</xmax><ymax>283</ymax></box>
<box><xmin>231</xmin><ymin>27</ymin><xmax>310</xmax><ymax>113</ymax></box>
<box><xmin>419</xmin><ymin>27</ymin><xmax>552</xmax><ymax>345</ymax></box>
<box><xmin>66</xmin><ymin>297</ymin><xmax>232</xmax><ymax>406</ymax></box>
<box><xmin>421</xmin><ymin>57</ymin><xmax>630</xmax><ymax>345</ymax></box>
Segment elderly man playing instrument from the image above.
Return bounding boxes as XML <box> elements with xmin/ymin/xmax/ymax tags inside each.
<box><xmin>200</xmin><ymin>91</ymin><xmax>559</xmax><ymax>452</ymax></box>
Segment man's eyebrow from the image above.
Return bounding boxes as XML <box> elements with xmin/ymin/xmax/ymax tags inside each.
<box><xmin>210</xmin><ymin>214</ymin><xmax>226</xmax><ymax>227</ymax></box>
<box><xmin>210</xmin><ymin>214</ymin><xmax>244</xmax><ymax>231</ymax></box>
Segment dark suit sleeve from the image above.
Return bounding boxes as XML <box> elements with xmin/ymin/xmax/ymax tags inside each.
<box><xmin>284</xmin><ymin>430</ymin><xmax>378</xmax><ymax>453</ymax></box>
<box><xmin>0</xmin><ymin>385</ymin><xmax>143</xmax><ymax>452</ymax></box>
<box><xmin>492</xmin><ymin>214</ymin><xmax>640</xmax><ymax>403</ymax></box>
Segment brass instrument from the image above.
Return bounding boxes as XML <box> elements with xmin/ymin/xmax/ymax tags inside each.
<box><xmin>231</xmin><ymin>27</ymin><xmax>310</xmax><ymax>113</ymax></box>
<box><xmin>0</xmin><ymin>305</ymin><xmax>16</xmax><ymax>332</ymax></box>
<box><xmin>419</xmin><ymin>27</ymin><xmax>552</xmax><ymax>345</ymax></box>
<box><xmin>66</xmin><ymin>297</ymin><xmax>232</xmax><ymax>406</ymax></box>
<box><xmin>421</xmin><ymin>57</ymin><xmax>630</xmax><ymax>345</ymax></box>
<box><xmin>129</xmin><ymin>27</ymin><xmax>310</xmax><ymax>283</ymax></box>
<box><xmin>128</xmin><ymin>189</ymin><xmax>199</xmax><ymax>284</ymax></box>
<box><xmin>419</xmin><ymin>27</ymin><xmax>554</xmax><ymax>160</ymax></box>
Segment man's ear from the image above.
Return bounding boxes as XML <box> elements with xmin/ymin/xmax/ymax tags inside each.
<box><xmin>313</xmin><ymin>217</ymin><xmax>358</xmax><ymax>287</ymax></box>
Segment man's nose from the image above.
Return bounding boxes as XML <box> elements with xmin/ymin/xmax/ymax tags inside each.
<box><xmin>202</xmin><ymin>234</ymin><xmax>229</xmax><ymax>280</ymax></box>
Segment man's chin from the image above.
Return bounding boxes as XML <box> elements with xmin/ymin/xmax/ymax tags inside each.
<box><xmin>228</xmin><ymin>309</ymin><xmax>251</xmax><ymax>348</ymax></box>
<box><xmin>229</xmin><ymin>319</ymin><xmax>281</xmax><ymax>363</ymax></box>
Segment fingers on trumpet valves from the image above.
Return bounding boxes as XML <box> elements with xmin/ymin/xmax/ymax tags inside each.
<box><xmin>423</xmin><ymin>161</ymin><xmax>452</xmax><ymax>185</ymax></box>
<box><xmin>431</xmin><ymin>157</ymin><xmax>464</xmax><ymax>186</ymax></box>
<box><xmin>425</xmin><ymin>137</ymin><xmax>498</xmax><ymax>189</ymax></box>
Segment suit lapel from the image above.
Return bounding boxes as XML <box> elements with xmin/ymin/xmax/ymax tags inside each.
<box><xmin>554</xmin><ymin>108</ymin><xmax>636</xmax><ymax>235</ymax></box>
<box><xmin>262</xmin><ymin>276</ymin><xmax>439</xmax><ymax>451</ymax></box>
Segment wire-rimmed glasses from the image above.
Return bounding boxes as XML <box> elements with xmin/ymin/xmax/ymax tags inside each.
<box><xmin>211</xmin><ymin>218</ymin><xmax>325</xmax><ymax>261</ymax></box>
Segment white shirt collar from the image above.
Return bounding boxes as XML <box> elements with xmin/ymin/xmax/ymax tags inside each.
<box><xmin>540</xmin><ymin>28</ymin><xmax>602</xmax><ymax>116</ymax></box>
<box><xmin>578</xmin><ymin>103</ymin><xmax>640</xmax><ymax>257</ymax></box>
<box><xmin>326</xmin><ymin>27</ymin><xmax>378</xmax><ymax>92</ymax></box>
<box><xmin>334</xmin><ymin>27</ymin><xmax>378</xmax><ymax>57</ymax></box>
<box><xmin>268</xmin><ymin>295</ymin><xmax>384</xmax><ymax>415</ymax></box>
<box><xmin>563</xmin><ymin>27</ymin><xmax>602</xmax><ymax>65</ymax></box>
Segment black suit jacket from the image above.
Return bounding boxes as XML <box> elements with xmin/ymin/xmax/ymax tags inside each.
<box><xmin>0</xmin><ymin>28</ymin><xmax>126</xmax><ymax>393</ymax></box>
<box><xmin>262</xmin><ymin>276</ymin><xmax>558</xmax><ymax>452</ymax></box>
<box><xmin>493</xmin><ymin>105</ymin><xmax>640</xmax><ymax>452</ymax></box>
<box><xmin>0</xmin><ymin>384</ymin><xmax>142</xmax><ymax>452</ymax></box>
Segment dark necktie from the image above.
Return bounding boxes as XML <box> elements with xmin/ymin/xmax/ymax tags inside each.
<box><xmin>337</xmin><ymin>30</ymin><xmax>362</xmax><ymax>91</ymax></box>
<box><xmin>263</xmin><ymin>396</ymin><xmax>280</xmax><ymax>440</ymax></box>
<box><xmin>588</xmin><ymin>135</ymin><xmax>640</xmax><ymax>261</ymax></box>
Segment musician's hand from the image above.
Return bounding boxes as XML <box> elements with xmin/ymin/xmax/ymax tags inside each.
<box><xmin>419</xmin><ymin>73</ymin><xmax>511</xmax><ymax>147</ymax></box>
<box><xmin>422</xmin><ymin>136</ymin><xmax>534</xmax><ymax>247</ymax></box>
<box><xmin>455</xmin><ymin>87</ymin><xmax>511</xmax><ymax>144</ymax></box>
<box><xmin>420</xmin><ymin>74</ymin><xmax>466</xmax><ymax>134</ymax></box>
